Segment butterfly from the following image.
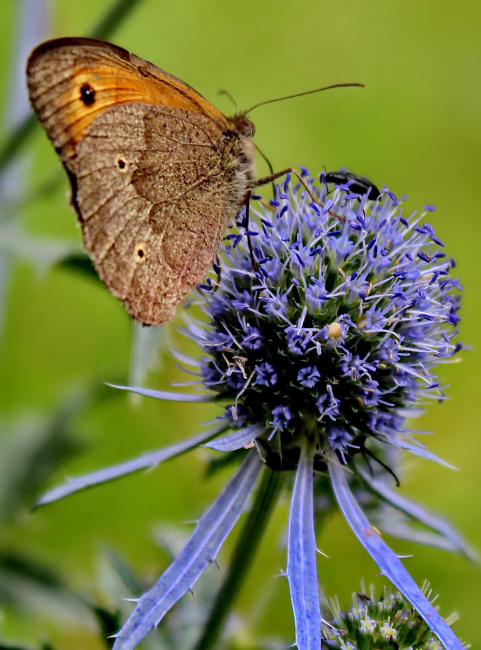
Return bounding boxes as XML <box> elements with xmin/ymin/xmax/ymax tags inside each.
<box><xmin>26</xmin><ymin>37</ymin><xmax>263</xmax><ymax>325</ymax></box>
<box><xmin>27</xmin><ymin>37</ymin><xmax>362</xmax><ymax>325</ymax></box>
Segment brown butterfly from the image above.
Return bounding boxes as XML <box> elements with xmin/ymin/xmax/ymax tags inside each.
<box><xmin>26</xmin><ymin>37</ymin><xmax>361</xmax><ymax>325</ymax></box>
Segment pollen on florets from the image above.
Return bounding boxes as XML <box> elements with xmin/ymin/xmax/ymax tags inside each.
<box><xmin>190</xmin><ymin>170</ymin><xmax>462</xmax><ymax>469</ymax></box>
<box><xmin>321</xmin><ymin>586</ymin><xmax>468</xmax><ymax>649</ymax></box>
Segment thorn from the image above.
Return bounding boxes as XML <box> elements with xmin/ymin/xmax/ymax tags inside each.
<box><xmin>316</xmin><ymin>547</ymin><xmax>329</xmax><ymax>558</ymax></box>
<box><xmin>397</xmin><ymin>554</ymin><xmax>414</xmax><ymax>559</ymax></box>
<box><xmin>189</xmin><ymin>588</ymin><xmax>194</xmax><ymax>597</ymax></box>
<box><xmin>208</xmin><ymin>557</ymin><xmax>221</xmax><ymax>570</ymax></box>
<box><xmin>123</xmin><ymin>597</ymin><xmax>139</xmax><ymax>603</ymax></box>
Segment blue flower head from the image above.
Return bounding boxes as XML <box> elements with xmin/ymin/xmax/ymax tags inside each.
<box><xmin>196</xmin><ymin>173</ymin><xmax>461</xmax><ymax>471</ymax></box>
<box><xmin>39</xmin><ymin>171</ymin><xmax>470</xmax><ymax>650</ymax></box>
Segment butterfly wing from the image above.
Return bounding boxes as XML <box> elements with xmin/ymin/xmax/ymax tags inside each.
<box><xmin>26</xmin><ymin>37</ymin><xmax>232</xmax><ymax>161</ymax></box>
<box><xmin>26</xmin><ymin>38</ymin><xmax>252</xmax><ymax>325</ymax></box>
<box><xmin>73</xmin><ymin>102</ymin><xmax>240</xmax><ymax>325</ymax></box>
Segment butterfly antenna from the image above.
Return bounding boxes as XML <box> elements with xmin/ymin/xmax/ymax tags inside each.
<box><xmin>218</xmin><ymin>89</ymin><xmax>238</xmax><ymax>113</ymax></box>
<box><xmin>245</xmin><ymin>82</ymin><xmax>364</xmax><ymax>115</ymax></box>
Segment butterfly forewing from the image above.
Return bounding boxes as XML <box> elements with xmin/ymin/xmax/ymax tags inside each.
<box><xmin>26</xmin><ymin>38</ymin><xmax>233</xmax><ymax>160</ymax></box>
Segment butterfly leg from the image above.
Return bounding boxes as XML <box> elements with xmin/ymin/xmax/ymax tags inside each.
<box><xmin>212</xmin><ymin>256</ymin><xmax>222</xmax><ymax>292</ymax></box>
<box><xmin>254</xmin><ymin>167</ymin><xmax>345</xmax><ymax>222</ymax></box>
<box><xmin>257</xmin><ymin>199</ymin><xmax>275</xmax><ymax>212</ymax></box>
<box><xmin>243</xmin><ymin>189</ymin><xmax>258</xmax><ymax>271</ymax></box>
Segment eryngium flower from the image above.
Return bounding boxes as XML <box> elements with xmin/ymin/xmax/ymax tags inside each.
<box><xmin>322</xmin><ymin>584</ymin><xmax>469</xmax><ymax>649</ymax></box>
<box><xmin>38</xmin><ymin>170</ymin><xmax>468</xmax><ymax>650</ymax></box>
<box><xmin>199</xmin><ymin>170</ymin><xmax>461</xmax><ymax>467</ymax></box>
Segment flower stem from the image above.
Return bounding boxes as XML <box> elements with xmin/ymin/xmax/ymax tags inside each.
<box><xmin>193</xmin><ymin>465</ymin><xmax>284</xmax><ymax>650</ymax></box>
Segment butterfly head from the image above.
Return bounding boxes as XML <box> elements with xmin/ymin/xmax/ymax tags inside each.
<box><xmin>230</xmin><ymin>114</ymin><xmax>256</xmax><ymax>139</ymax></box>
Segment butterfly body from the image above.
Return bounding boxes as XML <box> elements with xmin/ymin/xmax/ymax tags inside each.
<box><xmin>27</xmin><ymin>38</ymin><xmax>255</xmax><ymax>325</ymax></box>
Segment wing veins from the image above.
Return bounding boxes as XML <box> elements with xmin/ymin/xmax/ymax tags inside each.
<box><xmin>96</xmin><ymin>195</ymin><xmax>150</xmax><ymax>265</ymax></box>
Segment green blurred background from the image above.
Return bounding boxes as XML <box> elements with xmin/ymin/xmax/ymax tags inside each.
<box><xmin>0</xmin><ymin>0</ymin><xmax>480</xmax><ymax>647</ymax></box>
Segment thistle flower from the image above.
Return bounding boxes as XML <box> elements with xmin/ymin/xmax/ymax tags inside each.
<box><xmin>38</xmin><ymin>170</ymin><xmax>469</xmax><ymax>650</ymax></box>
<box><xmin>322</xmin><ymin>584</ymin><xmax>469</xmax><ymax>649</ymax></box>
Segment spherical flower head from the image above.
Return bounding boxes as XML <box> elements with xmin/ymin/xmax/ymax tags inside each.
<box><xmin>195</xmin><ymin>170</ymin><xmax>462</xmax><ymax>468</ymax></box>
<box><xmin>322</xmin><ymin>586</ymin><xmax>468</xmax><ymax>649</ymax></box>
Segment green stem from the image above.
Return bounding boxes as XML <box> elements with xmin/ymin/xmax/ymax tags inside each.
<box><xmin>89</xmin><ymin>0</ymin><xmax>145</xmax><ymax>40</ymax></box>
<box><xmin>193</xmin><ymin>466</ymin><xmax>284</xmax><ymax>650</ymax></box>
<box><xmin>0</xmin><ymin>0</ymin><xmax>146</xmax><ymax>175</ymax></box>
